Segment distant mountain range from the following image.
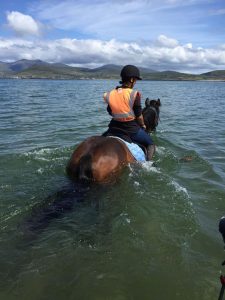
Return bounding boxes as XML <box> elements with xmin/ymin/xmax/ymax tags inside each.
<box><xmin>0</xmin><ymin>59</ymin><xmax>225</xmax><ymax>81</ymax></box>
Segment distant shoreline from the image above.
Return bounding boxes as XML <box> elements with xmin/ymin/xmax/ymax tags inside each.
<box><xmin>1</xmin><ymin>77</ymin><xmax>225</xmax><ymax>82</ymax></box>
<box><xmin>1</xmin><ymin>59</ymin><xmax>225</xmax><ymax>81</ymax></box>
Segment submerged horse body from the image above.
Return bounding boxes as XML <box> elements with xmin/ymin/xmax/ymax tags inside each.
<box><xmin>21</xmin><ymin>136</ymin><xmax>135</xmax><ymax>235</ymax></box>
<box><xmin>66</xmin><ymin>136</ymin><xmax>136</xmax><ymax>183</ymax></box>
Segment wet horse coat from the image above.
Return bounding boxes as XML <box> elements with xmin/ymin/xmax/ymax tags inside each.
<box><xmin>67</xmin><ymin>136</ymin><xmax>136</xmax><ymax>183</ymax></box>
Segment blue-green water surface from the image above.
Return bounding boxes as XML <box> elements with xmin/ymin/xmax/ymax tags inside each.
<box><xmin>0</xmin><ymin>79</ymin><xmax>225</xmax><ymax>300</ymax></box>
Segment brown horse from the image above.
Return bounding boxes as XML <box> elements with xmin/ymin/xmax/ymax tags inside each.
<box><xmin>67</xmin><ymin>99</ymin><xmax>161</xmax><ymax>184</ymax></box>
<box><xmin>66</xmin><ymin>136</ymin><xmax>137</xmax><ymax>184</ymax></box>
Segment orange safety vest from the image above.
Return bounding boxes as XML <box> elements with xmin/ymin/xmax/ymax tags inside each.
<box><xmin>103</xmin><ymin>88</ymin><xmax>138</xmax><ymax>122</ymax></box>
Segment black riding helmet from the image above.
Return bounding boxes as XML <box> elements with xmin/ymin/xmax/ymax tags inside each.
<box><xmin>120</xmin><ymin>65</ymin><xmax>142</xmax><ymax>82</ymax></box>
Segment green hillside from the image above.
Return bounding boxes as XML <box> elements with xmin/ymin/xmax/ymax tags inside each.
<box><xmin>200</xmin><ymin>70</ymin><xmax>225</xmax><ymax>79</ymax></box>
<box><xmin>0</xmin><ymin>59</ymin><xmax>225</xmax><ymax>81</ymax></box>
<box><xmin>17</xmin><ymin>64</ymin><xmax>91</xmax><ymax>79</ymax></box>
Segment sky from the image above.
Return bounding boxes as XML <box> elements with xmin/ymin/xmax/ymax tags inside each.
<box><xmin>0</xmin><ymin>0</ymin><xmax>225</xmax><ymax>73</ymax></box>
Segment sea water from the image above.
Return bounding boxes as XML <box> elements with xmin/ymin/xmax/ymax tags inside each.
<box><xmin>0</xmin><ymin>79</ymin><xmax>225</xmax><ymax>300</ymax></box>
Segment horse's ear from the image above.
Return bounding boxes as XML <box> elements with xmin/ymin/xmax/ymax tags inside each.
<box><xmin>145</xmin><ymin>98</ymin><xmax>150</xmax><ymax>107</ymax></box>
<box><xmin>157</xmin><ymin>98</ymin><xmax>161</xmax><ymax>106</ymax></box>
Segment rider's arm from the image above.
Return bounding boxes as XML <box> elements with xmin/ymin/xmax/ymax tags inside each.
<box><xmin>133</xmin><ymin>92</ymin><xmax>146</xmax><ymax>129</ymax></box>
<box><xmin>107</xmin><ymin>105</ymin><xmax>112</xmax><ymax>116</ymax></box>
<box><xmin>103</xmin><ymin>92</ymin><xmax>113</xmax><ymax>116</ymax></box>
<box><xmin>136</xmin><ymin>115</ymin><xmax>146</xmax><ymax>129</ymax></box>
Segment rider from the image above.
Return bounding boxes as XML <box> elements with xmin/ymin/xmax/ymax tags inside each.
<box><xmin>103</xmin><ymin>65</ymin><xmax>155</xmax><ymax>161</ymax></box>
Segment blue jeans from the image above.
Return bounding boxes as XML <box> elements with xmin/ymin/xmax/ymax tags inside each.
<box><xmin>130</xmin><ymin>128</ymin><xmax>153</xmax><ymax>147</ymax></box>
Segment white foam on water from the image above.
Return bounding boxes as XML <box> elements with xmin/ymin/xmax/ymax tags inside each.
<box><xmin>1</xmin><ymin>208</ymin><xmax>22</xmax><ymax>223</ymax></box>
<box><xmin>156</xmin><ymin>146</ymin><xmax>166</xmax><ymax>156</ymax></box>
<box><xmin>214</xmin><ymin>156</ymin><xmax>225</xmax><ymax>159</ymax></box>
<box><xmin>141</xmin><ymin>161</ymin><xmax>161</xmax><ymax>173</ymax></box>
<box><xmin>22</xmin><ymin>147</ymin><xmax>68</xmax><ymax>164</ymax></box>
<box><xmin>0</xmin><ymin>184</ymin><xmax>11</xmax><ymax>191</ymax></box>
<box><xmin>24</xmin><ymin>148</ymin><xmax>54</xmax><ymax>157</ymax></box>
<box><xmin>37</xmin><ymin>168</ymin><xmax>44</xmax><ymax>174</ymax></box>
<box><xmin>170</xmin><ymin>180</ymin><xmax>189</xmax><ymax>197</ymax></box>
<box><xmin>22</xmin><ymin>148</ymin><xmax>54</xmax><ymax>163</ymax></box>
<box><xmin>35</xmin><ymin>157</ymin><xmax>49</xmax><ymax>162</ymax></box>
<box><xmin>157</xmin><ymin>129</ymin><xmax>171</xmax><ymax>133</ymax></box>
<box><xmin>119</xmin><ymin>212</ymin><xmax>131</xmax><ymax>224</ymax></box>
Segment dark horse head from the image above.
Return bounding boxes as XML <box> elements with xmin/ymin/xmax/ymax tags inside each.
<box><xmin>142</xmin><ymin>98</ymin><xmax>161</xmax><ymax>133</ymax></box>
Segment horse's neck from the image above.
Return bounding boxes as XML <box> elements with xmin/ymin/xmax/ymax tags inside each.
<box><xmin>149</xmin><ymin>106</ymin><xmax>158</xmax><ymax>115</ymax></box>
<box><xmin>143</xmin><ymin>106</ymin><xmax>157</xmax><ymax>118</ymax></box>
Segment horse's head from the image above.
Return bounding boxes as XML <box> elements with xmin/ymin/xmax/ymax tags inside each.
<box><xmin>143</xmin><ymin>98</ymin><xmax>161</xmax><ymax>132</ymax></box>
<box><xmin>145</xmin><ymin>98</ymin><xmax>161</xmax><ymax>109</ymax></box>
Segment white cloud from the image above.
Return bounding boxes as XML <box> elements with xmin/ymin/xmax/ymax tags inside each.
<box><xmin>6</xmin><ymin>11</ymin><xmax>42</xmax><ymax>37</ymax></box>
<box><xmin>0</xmin><ymin>35</ymin><xmax>225</xmax><ymax>73</ymax></box>
<box><xmin>31</xmin><ymin>0</ymin><xmax>214</xmax><ymax>43</ymax></box>
<box><xmin>156</xmin><ymin>35</ymin><xmax>179</xmax><ymax>48</ymax></box>
<box><xmin>184</xmin><ymin>43</ymin><xmax>193</xmax><ymax>49</ymax></box>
